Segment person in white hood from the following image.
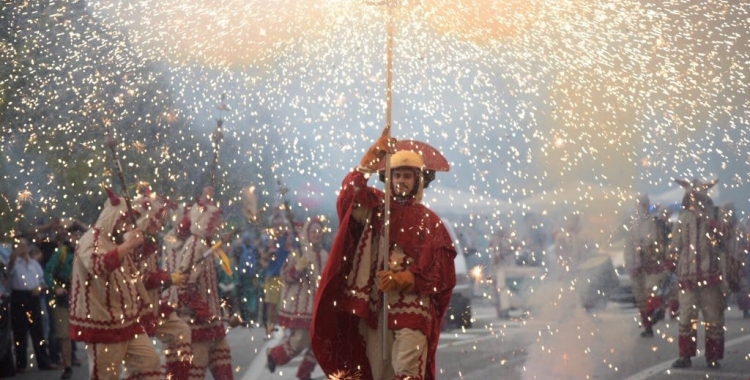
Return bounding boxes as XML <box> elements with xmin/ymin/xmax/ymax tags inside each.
<box><xmin>69</xmin><ymin>188</ymin><xmax>160</xmax><ymax>380</ymax></box>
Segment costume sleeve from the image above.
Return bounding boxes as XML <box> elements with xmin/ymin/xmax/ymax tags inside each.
<box><xmin>135</xmin><ymin>239</ymin><xmax>160</xmax><ymax>262</ymax></box>
<box><xmin>44</xmin><ymin>249</ymin><xmax>61</xmax><ymax>288</ymax></box>
<box><xmin>78</xmin><ymin>231</ymin><xmax>121</xmax><ymax>276</ymax></box>
<box><xmin>336</xmin><ymin>170</ymin><xmax>381</xmax><ymax>221</ymax></box>
<box><xmin>410</xmin><ymin>226</ymin><xmax>457</xmax><ymax>295</ymax></box>
<box><xmin>144</xmin><ymin>269</ymin><xmax>171</xmax><ymax>290</ymax></box>
<box><xmin>665</xmin><ymin>221</ymin><xmax>683</xmax><ymax>272</ymax></box>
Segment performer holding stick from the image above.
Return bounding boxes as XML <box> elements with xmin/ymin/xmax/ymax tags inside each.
<box><xmin>267</xmin><ymin>217</ymin><xmax>329</xmax><ymax>380</ymax></box>
<box><xmin>262</xmin><ymin>193</ymin><xmax>298</xmax><ymax>339</ymax></box>
<box><xmin>170</xmin><ymin>98</ymin><xmax>236</xmax><ymax>379</ymax></box>
<box><xmin>311</xmin><ymin>132</ymin><xmax>456</xmax><ymax>380</ymax></box>
<box><xmin>130</xmin><ymin>189</ymin><xmax>194</xmax><ymax>379</ymax></box>
<box><xmin>172</xmin><ymin>187</ymin><xmax>235</xmax><ymax>380</ymax></box>
<box><xmin>69</xmin><ymin>189</ymin><xmax>160</xmax><ymax>380</ymax></box>
<box><xmin>68</xmin><ymin>127</ymin><xmax>161</xmax><ymax>380</ymax></box>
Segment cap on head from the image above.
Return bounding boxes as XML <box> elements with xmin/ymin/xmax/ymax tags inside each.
<box><xmin>379</xmin><ymin>150</ymin><xmax>426</xmax><ymax>203</ymax></box>
<box><xmin>105</xmin><ymin>187</ymin><xmax>121</xmax><ymax>206</ymax></box>
<box><xmin>390</xmin><ymin>150</ymin><xmax>425</xmax><ymax>170</ymax></box>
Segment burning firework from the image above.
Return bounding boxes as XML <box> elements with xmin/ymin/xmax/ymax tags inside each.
<box><xmin>328</xmin><ymin>369</ymin><xmax>363</xmax><ymax>380</ymax></box>
<box><xmin>16</xmin><ymin>189</ymin><xmax>33</xmax><ymax>204</ymax></box>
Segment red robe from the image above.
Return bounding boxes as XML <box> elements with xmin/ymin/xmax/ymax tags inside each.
<box><xmin>312</xmin><ymin>170</ymin><xmax>456</xmax><ymax>380</ymax></box>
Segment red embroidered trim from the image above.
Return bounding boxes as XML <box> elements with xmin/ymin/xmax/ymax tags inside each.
<box><xmin>190</xmin><ymin>325</ymin><xmax>226</xmax><ymax>342</ymax></box>
<box><xmin>678</xmin><ymin>274</ymin><xmax>723</xmax><ymax>290</ymax></box>
<box><xmin>69</xmin><ymin>322</ymin><xmax>144</xmax><ymax>343</ymax></box>
<box><xmin>278</xmin><ymin>316</ymin><xmax>312</xmax><ymax>329</ymax></box>
<box><xmin>102</xmin><ymin>248</ymin><xmax>121</xmax><ymax>273</ymax></box>
<box><xmin>144</xmin><ymin>270</ymin><xmax>170</xmax><ymax>290</ymax></box>
<box><xmin>140</xmin><ymin>313</ymin><xmax>157</xmax><ymax>336</ymax></box>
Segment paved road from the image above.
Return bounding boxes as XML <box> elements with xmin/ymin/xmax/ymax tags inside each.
<box><xmin>10</xmin><ymin>299</ymin><xmax>750</xmax><ymax>380</ymax></box>
<box><xmin>433</xmin><ymin>301</ymin><xmax>750</xmax><ymax>380</ymax></box>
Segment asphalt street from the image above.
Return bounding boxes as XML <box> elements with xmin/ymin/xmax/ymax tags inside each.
<box><xmin>10</xmin><ymin>298</ymin><xmax>750</xmax><ymax>380</ymax></box>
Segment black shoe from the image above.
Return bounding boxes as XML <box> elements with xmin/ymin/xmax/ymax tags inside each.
<box><xmin>40</xmin><ymin>363</ymin><xmax>59</xmax><ymax>371</ymax></box>
<box><xmin>61</xmin><ymin>367</ymin><xmax>73</xmax><ymax>380</ymax></box>
<box><xmin>266</xmin><ymin>349</ymin><xmax>276</xmax><ymax>373</ymax></box>
<box><xmin>640</xmin><ymin>329</ymin><xmax>654</xmax><ymax>338</ymax></box>
<box><xmin>652</xmin><ymin>308</ymin><xmax>665</xmax><ymax>324</ymax></box>
<box><xmin>706</xmin><ymin>359</ymin><xmax>720</xmax><ymax>369</ymax></box>
<box><xmin>671</xmin><ymin>357</ymin><xmax>691</xmax><ymax>368</ymax></box>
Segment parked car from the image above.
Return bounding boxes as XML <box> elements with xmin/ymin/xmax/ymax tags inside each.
<box><xmin>442</xmin><ymin>219</ymin><xmax>473</xmax><ymax>329</ymax></box>
<box><xmin>601</xmin><ymin>246</ymin><xmax>635</xmax><ymax>306</ymax></box>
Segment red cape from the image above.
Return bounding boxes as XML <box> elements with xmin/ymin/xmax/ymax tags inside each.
<box><xmin>311</xmin><ymin>171</ymin><xmax>456</xmax><ymax>380</ymax></box>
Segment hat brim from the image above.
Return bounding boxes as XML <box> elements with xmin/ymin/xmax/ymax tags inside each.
<box><xmin>376</xmin><ymin>139</ymin><xmax>450</xmax><ymax>172</ymax></box>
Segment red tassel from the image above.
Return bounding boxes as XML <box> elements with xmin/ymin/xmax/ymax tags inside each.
<box><xmin>177</xmin><ymin>215</ymin><xmax>191</xmax><ymax>237</ymax></box>
<box><xmin>105</xmin><ymin>187</ymin><xmax>121</xmax><ymax>206</ymax></box>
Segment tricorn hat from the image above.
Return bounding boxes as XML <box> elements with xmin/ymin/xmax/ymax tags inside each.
<box><xmin>377</xmin><ymin>139</ymin><xmax>450</xmax><ymax>189</ymax></box>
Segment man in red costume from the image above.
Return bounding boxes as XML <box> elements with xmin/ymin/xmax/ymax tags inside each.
<box><xmin>312</xmin><ymin>133</ymin><xmax>457</xmax><ymax>380</ymax></box>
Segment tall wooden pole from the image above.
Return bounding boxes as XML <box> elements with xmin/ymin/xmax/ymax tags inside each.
<box><xmin>382</xmin><ymin>0</ymin><xmax>395</xmax><ymax>360</ymax></box>
<box><xmin>211</xmin><ymin>94</ymin><xmax>229</xmax><ymax>188</ymax></box>
<box><xmin>104</xmin><ymin>128</ymin><xmax>138</xmax><ymax>227</ymax></box>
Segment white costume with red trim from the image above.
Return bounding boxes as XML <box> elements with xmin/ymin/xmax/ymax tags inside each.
<box><xmin>174</xmin><ymin>199</ymin><xmax>233</xmax><ymax>380</ymax></box>
<box><xmin>133</xmin><ymin>195</ymin><xmax>193</xmax><ymax>379</ymax></box>
<box><xmin>69</xmin><ymin>191</ymin><xmax>160</xmax><ymax>380</ymax></box>
<box><xmin>269</xmin><ymin>219</ymin><xmax>329</xmax><ymax>379</ymax></box>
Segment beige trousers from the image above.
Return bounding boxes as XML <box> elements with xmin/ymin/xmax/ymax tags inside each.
<box><xmin>360</xmin><ymin>317</ymin><xmax>428</xmax><ymax>380</ymax></box>
<box><xmin>156</xmin><ymin>313</ymin><xmax>193</xmax><ymax>376</ymax></box>
<box><xmin>677</xmin><ymin>285</ymin><xmax>726</xmax><ymax>360</ymax></box>
<box><xmin>190</xmin><ymin>337</ymin><xmax>234</xmax><ymax>380</ymax></box>
<box><xmin>87</xmin><ymin>333</ymin><xmax>160</xmax><ymax>380</ymax></box>
<box><xmin>283</xmin><ymin>328</ymin><xmax>311</xmax><ymax>357</ymax></box>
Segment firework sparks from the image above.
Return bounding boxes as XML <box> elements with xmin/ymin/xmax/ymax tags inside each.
<box><xmin>328</xmin><ymin>369</ymin><xmax>362</xmax><ymax>380</ymax></box>
<box><xmin>16</xmin><ymin>189</ymin><xmax>33</xmax><ymax>204</ymax></box>
<box><xmin>470</xmin><ymin>265</ymin><xmax>485</xmax><ymax>283</ymax></box>
<box><xmin>2</xmin><ymin>0</ymin><xmax>750</xmax><ymax>376</ymax></box>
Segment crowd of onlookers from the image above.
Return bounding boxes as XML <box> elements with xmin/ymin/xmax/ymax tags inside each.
<box><xmin>0</xmin><ymin>206</ymin><xmax>332</xmax><ymax>379</ymax></box>
<box><xmin>0</xmin><ymin>218</ymin><xmax>87</xmax><ymax>378</ymax></box>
